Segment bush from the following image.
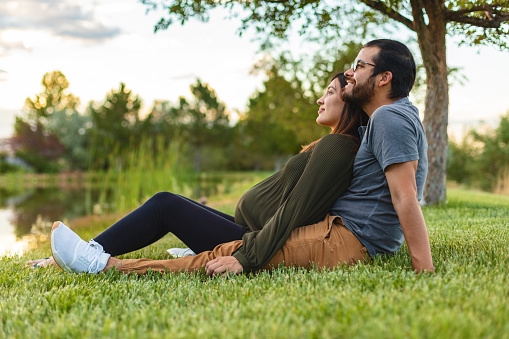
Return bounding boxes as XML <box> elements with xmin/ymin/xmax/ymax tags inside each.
<box><xmin>0</xmin><ymin>152</ymin><xmax>24</xmax><ymax>174</ymax></box>
<box><xmin>448</xmin><ymin>111</ymin><xmax>509</xmax><ymax>192</ymax></box>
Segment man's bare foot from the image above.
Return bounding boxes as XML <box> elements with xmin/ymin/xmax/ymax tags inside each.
<box><xmin>25</xmin><ymin>257</ymin><xmax>56</xmax><ymax>269</ymax></box>
<box><xmin>102</xmin><ymin>257</ymin><xmax>122</xmax><ymax>273</ymax></box>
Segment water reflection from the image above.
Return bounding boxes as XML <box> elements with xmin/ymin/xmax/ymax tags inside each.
<box><xmin>0</xmin><ymin>187</ymin><xmax>98</xmax><ymax>237</ymax></box>
<box><xmin>0</xmin><ymin>186</ymin><xmax>101</xmax><ymax>256</ymax></box>
<box><xmin>0</xmin><ymin>172</ymin><xmax>255</xmax><ymax>256</ymax></box>
<box><xmin>0</xmin><ymin>209</ymin><xmax>32</xmax><ymax>255</ymax></box>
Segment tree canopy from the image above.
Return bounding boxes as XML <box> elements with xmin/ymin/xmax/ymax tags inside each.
<box><xmin>12</xmin><ymin>71</ymin><xmax>80</xmax><ymax>172</ymax></box>
<box><xmin>141</xmin><ymin>0</ymin><xmax>509</xmax><ymax>204</ymax></box>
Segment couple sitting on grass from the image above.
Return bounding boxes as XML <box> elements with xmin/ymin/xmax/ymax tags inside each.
<box><xmin>29</xmin><ymin>39</ymin><xmax>435</xmax><ymax>276</ymax></box>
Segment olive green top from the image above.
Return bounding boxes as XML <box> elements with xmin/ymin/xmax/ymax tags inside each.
<box><xmin>232</xmin><ymin>133</ymin><xmax>358</xmax><ymax>272</ymax></box>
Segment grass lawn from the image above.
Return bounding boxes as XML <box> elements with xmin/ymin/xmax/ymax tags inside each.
<box><xmin>1</xmin><ymin>184</ymin><xmax>509</xmax><ymax>338</ymax></box>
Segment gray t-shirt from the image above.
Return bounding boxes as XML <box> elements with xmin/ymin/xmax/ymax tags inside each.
<box><xmin>330</xmin><ymin>97</ymin><xmax>428</xmax><ymax>256</ymax></box>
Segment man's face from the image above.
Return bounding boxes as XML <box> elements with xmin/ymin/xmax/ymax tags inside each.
<box><xmin>341</xmin><ymin>47</ymin><xmax>379</xmax><ymax>107</ymax></box>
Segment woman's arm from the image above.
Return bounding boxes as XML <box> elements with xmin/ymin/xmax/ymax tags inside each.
<box><xmin>231</xmin><ymin>134</ymin><xmax>357</xmax><ymax>272</ymax></box>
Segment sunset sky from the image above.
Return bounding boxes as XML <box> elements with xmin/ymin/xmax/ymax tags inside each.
<box><xmin>1</xmin><ymin>0</ymin><xmax>508</xmax><ymax>140</ymax></box>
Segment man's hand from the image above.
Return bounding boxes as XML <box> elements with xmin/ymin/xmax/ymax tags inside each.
<box><xmin>205</xmin><ymin>256</ymin><xmax>243</xmax><ymax>276</ymax></box>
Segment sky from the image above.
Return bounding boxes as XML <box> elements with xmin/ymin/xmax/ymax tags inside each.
<box><xmin>0</xmin><ymin>0</ymin><xmax>508</xmax><ymax>141</ymax></box>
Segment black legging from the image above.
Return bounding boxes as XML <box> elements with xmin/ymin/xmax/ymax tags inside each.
<box><xmin>93</xmin><ymin>192</ymin><xmax>248</xmax><ymax>256</ymax></box>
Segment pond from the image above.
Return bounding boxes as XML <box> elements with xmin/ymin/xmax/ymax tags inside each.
<box><xmin>0</xmin><ymin>172</ymin><xmax>256</xmax><ymax>256</ymax></box>
<box><xmin>0</xmin><ymin>186</ymin><xmax>100</xmax><ymax>256</ymax></box>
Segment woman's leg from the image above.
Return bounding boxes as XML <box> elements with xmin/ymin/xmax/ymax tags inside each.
<box><xmin>93</xmin><ymin>192</ymin><xmax>247</xmax><ymax>256</ymax></box>
<box><xmin>176</xmin><ymin>194</ymin><xmax>235</xmax><ymax>221</ymax></box>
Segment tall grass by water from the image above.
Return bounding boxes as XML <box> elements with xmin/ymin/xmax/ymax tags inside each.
<box><xmin>94</xmin><ymin>137</ymin><xmax>194</xmax><ymax>214</ymax></box>
<box><xmin>1</xmin><ymin>185</ymin><xmax>509</xmax><ymax>338</ymax></box>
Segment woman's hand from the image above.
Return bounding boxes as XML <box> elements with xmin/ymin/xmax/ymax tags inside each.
<box><xmin>205</xmin><ymin>256</ymin><xmax>243</xmax><ymax>276</ymax></box>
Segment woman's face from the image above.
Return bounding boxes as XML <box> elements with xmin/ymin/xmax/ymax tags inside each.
<box><xmin>316</xmin><ymin>78</ymin><xmax>345</xmax><ymax>128</ymax></box>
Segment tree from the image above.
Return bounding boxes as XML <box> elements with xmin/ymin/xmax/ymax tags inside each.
<box><xmin>141</xmin><ymin>0</ymin><xmax>509</xmax><ymax>204</ymax></box>
<box><xmin>447</xmin><ymin>137</ymin><xmax>476</xmax><ymax>186</ymax></box>
<box><xmin>239</xmin><ymin>62</ymin><xmax>324</xmax><ymax>170</ymax></box>
<box><xmin>0</xmin><ymin>152</ymin><xmax>19</xmax><ymax>174</ymax></box>
<box><xmin>24</xmin><ymin>71</ymin><xmax>81</xmax><ymax>120</ymax></box>
<box><xmin>12</xmin><ymin>71</ymin><xmax>81</xmax><ymax>172</ymax></box>
<box><xmin>176</xmin><ymin>79</ymin><xmax>232</xmax><ymax>171</ymax></box>
<box><xmin>447</xmin><ymin>110</ymin><xmax>509</xmax><ymax>191</ymax></box>
<box><xmin>469</xmin><ymin>111</ymin><xmax>509</xmax><ymax>190</ymax></box>
<box><xmin>12</xmin><ymin>117</ymin><xmax>66</xmax><ymax>172</ymax></box>
<box><xmin>144</xmin><ymin>79</ymin><xmax>233</xmax><ymax>171</ymax></box>
<box><xmin>88</xmin><ymin>82</ymin><xmax>143</xmax><ymax>168</ymax></box>
<box><xmin>45</xmin><ymin>110</ymin><xmax>92</xmax><ymax>170</ymax></box>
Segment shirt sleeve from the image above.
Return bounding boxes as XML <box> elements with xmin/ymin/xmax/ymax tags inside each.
<box><xmin>232</xmin><ymin>134</ymin><xmax>357</xmax><ymax>272</ymax></box>
<box><xmin>367</xmin><ymin>106</ymin><xmax>420</xmax><ymax>171</ymax></box>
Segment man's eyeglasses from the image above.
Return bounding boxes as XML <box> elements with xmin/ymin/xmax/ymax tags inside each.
<box><xmin>352</xmin><ymin>59</ymin><xmax>376</xmax><ymax>72</ymax></box>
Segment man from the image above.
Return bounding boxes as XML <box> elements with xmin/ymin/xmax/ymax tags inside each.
<box><xmin>49</xmin><ymin>39</ymin><xmax>434</xmax><ymax>275</ymax></box>
<box><xmin>330</xmin><ymin>39</ymin><xmax>434</xmax><ymax>273</ymax></box>
<box><xmin>207</xmin><ymin>39</ymin><xmax>434</xmax><ymax>274</ymax></box>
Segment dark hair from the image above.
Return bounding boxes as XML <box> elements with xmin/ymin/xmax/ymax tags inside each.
<box><xmin>364</xmin><ymin>39</ymin><xmax>416</xmax><ymax>99</ymax></box>
<box><xmin>301</xmin><ymin>72</ymin><xmax>368</xmax><ymax>152</ymax></box>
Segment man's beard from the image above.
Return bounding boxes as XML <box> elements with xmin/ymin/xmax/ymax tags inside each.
<box><xmin>341</xmin><ymin>76</ymin><xmax>376</xmax><ymax>107</ymax></box>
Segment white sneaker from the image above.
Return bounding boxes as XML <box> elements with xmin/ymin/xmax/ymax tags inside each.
<box><xmin>166</xmin><ymin>247</ymin><xmax>196</xmax><ymax>258</ymax></box>
<box><xmin>50</xmin><ymin>221</ymin><xmax>110</xmax><ymax>274</ymax></box>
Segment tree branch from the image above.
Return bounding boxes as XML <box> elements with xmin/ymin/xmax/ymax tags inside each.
<box><xmin>359</xmin><ymin>0</ymin><xmax>415</xmax><ymax>31</ymax></box>
<box><xmin>445</xmin><ymin>4</ymin><xmax>509</xmax><ymax>27</ymax></box>
<box><xmin>446</xmin><ymin>4</ymin><xmax>504</xmax><ymax>16</ymax></box>
<box><xmin>446</xmin><ymin>11</ymin><xmax>509</xmax><ymax>28</ymax></box>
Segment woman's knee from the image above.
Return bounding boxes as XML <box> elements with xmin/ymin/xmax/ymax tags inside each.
<box><xmin>150</xmin><ymin>191</ymin><xmax>178</xmax><ymax>203</ymax></box>
<box><xmin>147</xmin><ymin>191</ymin><xmax>184</xmax><ymax>211</ymax></box>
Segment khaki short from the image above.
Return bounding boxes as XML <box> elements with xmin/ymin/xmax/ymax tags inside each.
<box><xmin>120</xmin><ymin>213</ymin><xmax>369</xmax><ymax>275</ymax></box>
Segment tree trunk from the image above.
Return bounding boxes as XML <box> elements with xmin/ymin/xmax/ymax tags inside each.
<box><xmin>422</xmin><ymin>61</ymin><xmax>448</xmax><ymax>204</ymax></box>
<box><xmin>412</xmin><ymin>0</ymin><xmax>449</xmax><ymax>204</ymax></box>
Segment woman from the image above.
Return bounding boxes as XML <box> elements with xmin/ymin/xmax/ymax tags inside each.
<box><xmin>30</xmin><ymin>72</ymin><xmax>369</xmax><ymax>275</ymax></box>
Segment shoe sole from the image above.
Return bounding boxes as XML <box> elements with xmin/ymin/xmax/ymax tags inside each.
<box><xmin>166</xmin><ymin>249</ymin><xmax>196</xmax><ymax>258</ymax></box>
<box><xmin>50</xmin><ymin>221</ymin><xmax>65</xmax><ymax>272</ymax></box>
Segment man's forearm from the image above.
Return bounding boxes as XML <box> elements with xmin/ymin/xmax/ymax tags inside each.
<box><xmin>394</xmin><ymin>198</ymin><xmax>434</xmax><ymax>273</ymax></box>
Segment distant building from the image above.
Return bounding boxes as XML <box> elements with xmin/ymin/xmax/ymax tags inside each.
<box><xmin>0</xmin><ymin>138</ymin><xmax>13</xmax><ymax>156</ymax></box>
<box><xmin>0</xmin><ymin>138</ymin><xmax>28</xmax><ymax>168</ymax></box>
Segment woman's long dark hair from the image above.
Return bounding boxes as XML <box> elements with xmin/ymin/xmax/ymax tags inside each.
<box><xmin>301</xmin><ymin>72</ymin><xmax>368</xmax><ymax>153</ymax></box>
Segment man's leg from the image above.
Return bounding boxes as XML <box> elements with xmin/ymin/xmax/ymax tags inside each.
<box><xmin>261</xmin><ymin>214</ymin><xmax>369</xmax><ymax>270</ymax></box>
<box><xmin>113</xmin><ymin>214</ymin><xmax>368</xmax><ymax>275</ymax></box>
<box><xmin>117</xmin><ymin>241</ymin><xmax>243</xmax><ymax>274</ymax></box>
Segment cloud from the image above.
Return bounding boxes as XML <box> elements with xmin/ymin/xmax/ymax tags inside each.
<box><xmin>0</xmin><ymin>0</ymin><xmax>121</xmax><ymax>47</ymax></box>
<box><xmin>172</xmin><ymin>73</ymin><xmax>199</xmax><ymax>80</ymax></box>
<box><xmin>0</xmin><ymin>69</ymin><xmax>6</xmax><ymax>82</ymax></box>
<box><xmin>0</xmin><ymin>39</ymin><xmax>30</xmax><ymax>53</ymax></box>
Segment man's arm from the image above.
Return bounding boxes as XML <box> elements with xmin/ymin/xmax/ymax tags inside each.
<box><xmin>385</xmin><ymin>160</ymin><xmax>434</xmax><ymax>273</ymax></box>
